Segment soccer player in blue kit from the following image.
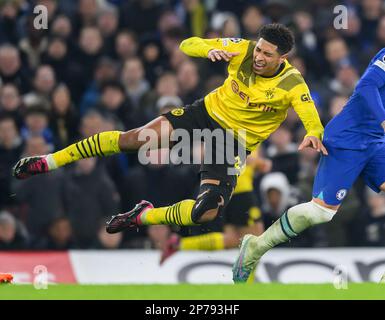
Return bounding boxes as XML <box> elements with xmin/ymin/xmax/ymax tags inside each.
<box><xmin>233</xmin><ymin>48</ymin><xmax>385</xmax><ymax>282</ymax></box>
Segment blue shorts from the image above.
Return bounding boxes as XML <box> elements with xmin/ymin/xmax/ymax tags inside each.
<box><xmin>313</xmin><ymin>142</ymin><xmax>385</xmax><ymax>205</ymax></box>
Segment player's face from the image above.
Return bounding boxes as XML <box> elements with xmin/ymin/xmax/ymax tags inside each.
<box><xmin>253</xmin><ymin>38</ymin><xmax>288</xmax><ymax>76</ymax></box>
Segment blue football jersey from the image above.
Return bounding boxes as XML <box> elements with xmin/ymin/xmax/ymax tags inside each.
<box><xmin>324</xmin><ymin>48</ymin><xmax>385</xmax><ymax>149</ymax></box>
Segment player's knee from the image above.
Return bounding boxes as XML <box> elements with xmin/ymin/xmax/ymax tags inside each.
<box><xmin>191</xmin><ymin>188</ymin><xmax>224</xmax><ymax>224</ymax></box>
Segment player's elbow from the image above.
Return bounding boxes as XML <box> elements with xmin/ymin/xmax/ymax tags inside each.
<box><xmin>179</xmin><ymin>37</ymin><xmax>199</xmax><ymax>53</ymax></box>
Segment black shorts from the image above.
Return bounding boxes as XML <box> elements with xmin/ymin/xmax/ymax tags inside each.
<box><xmin>164</xmin><ymin>99</ymin><xmax>248</xmax><ymax>189</ymax></box>
<box><xmin>223</xmin><ymin>192</ymin><xmax>261</xmax><ymax>227</ymax></box>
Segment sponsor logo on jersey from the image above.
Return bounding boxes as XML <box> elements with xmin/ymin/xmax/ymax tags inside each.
<box><xmin>301</xmin><ymin>93</ymin><xmax>312</xmax><ymax>102</ymax></box>
<box><xmin>229</xmin><ymin>38</ymin><xmax>242</xmax><ymax>43</ymax></box>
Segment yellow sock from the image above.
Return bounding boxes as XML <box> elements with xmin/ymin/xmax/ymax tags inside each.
<box><xmin>180</xmin><ymin>232</ymin><xmax>224</xmax><ymax>250</ymax></box>
<box><xmin>141</xmin><ymin>200</ymin><xmax>197</xmax><ymax>226</ymax></box>
<box><xmin>49</xmin><ymin>131</ymin><xmax>121</xmax><ymax>168</ymax></box>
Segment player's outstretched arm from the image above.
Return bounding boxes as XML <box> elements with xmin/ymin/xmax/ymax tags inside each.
<box><xmin>207</xmin><ymin>49</ymin><xmax>239</xmax><ymax>62</ymax></box>
<box><xmin>179</xmin><ymin>37</ymin><xmax>239</xmax><ymax>61</ymax></box>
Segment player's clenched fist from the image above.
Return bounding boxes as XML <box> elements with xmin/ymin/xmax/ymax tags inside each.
<box><xmin>207</xmin><ymin>49</ymin><xmax>239</xmax><ymax>62</ymax></box>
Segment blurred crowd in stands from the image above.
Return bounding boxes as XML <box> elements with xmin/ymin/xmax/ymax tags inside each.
<box><xmin>1</xmin><ymin>0</ymin><xmax>385</xmax><ymax>251</ymax></box>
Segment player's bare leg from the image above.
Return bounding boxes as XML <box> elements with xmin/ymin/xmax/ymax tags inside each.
<box><xmin>12</xmin><ymin>116</ymin><xmax>172</xmax><ymax>179</ymax></box>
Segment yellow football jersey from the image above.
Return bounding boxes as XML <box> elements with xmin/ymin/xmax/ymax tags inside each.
<box><xmin>179</xmin><ymin>37</ymin><xmax>324</xmax><ymax>151</ymax></box>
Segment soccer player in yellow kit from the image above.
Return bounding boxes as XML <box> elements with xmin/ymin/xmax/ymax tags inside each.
<box><xmin>13</xmin><ymin>24</ymin><xmax>326</xmax><ymax>236</ymax></box>
<box><xmin>159</xmin><ymin>149</ymin><xmax>271</xmax><ymax>265</ymax></box>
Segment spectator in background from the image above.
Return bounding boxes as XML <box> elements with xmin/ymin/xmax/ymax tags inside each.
<box><xmin>241</xmin><ymin>5</ymin><xmax>265</xmax><ymax>39</ymax></box>
<box><xmin>12</xmin><ymin>135</ymin><xmax>67</xmax><ymax>238</ymax></box>
<box><xmin>97</xmin><ymin>4</ymin><xmax>119</xmax><ymax>58</ymax></box>
<box><xmin>329</xmin><ymin>64</ymin><xmax>359</xmax><ymax>96</ymax></box>
<box><xmin>49</xmin><ymin>84</ymin><xmax>79</xmax><ymax>149</ymax></box>
<box><xmin>68</xmin><ymin>26</ymin><xmax>104</xmax><ymax>102</ymax></box>
<box><xmin>176</xmin><ymin>60</ymin><xmax>201</xmax><ymax>104</ymax></box>
<box><xmin>0</xmin><ymin>44</ymin><xmax>30</xmax><ymax>93</ymax></box>
<box><xmin>158</xmin><ymin>9</ymin><xmax>182</xmax><ymax>36</ymax></box>
<box><xmin>324</xmin><ymin>37</ymin><xmax>353</xmax><ymax>76</ymax></box>
<box><xmin>20</xmin><ymin>106</ymin><xmax>55</xmax><ymax>150</ymax></box>
<box><xmin>204</xmin><ymin>74</ymin><xmax>226</xmax><ymax>95</ymax></box>
<box><xmin>0</xmin><ymin>83</ymin><xmax>24</xmax><ymax>128</ymax></box>
<box><xmin>79</xmin><ymin>56</ymin><xmax>119</xmax><ymax>116</ymax></box>
<box><xmin>0</xmin><ymin>116</ymin><xmax>23</xmax><ymax>208</ymax></box>
<box><xmin>0</xmin><ymin>210</ymin><xmax>29</xmax><ymax>250</ymax></box>
<box><xmin>0</xmin><ymin>0</ymin><xmax>22</xmax><ymax>45</ymax></box>
<box><xmin>51</xmin><ymin>14</ymin><xmax>73</xmax><ymax>40</ymax></box>
<box><xmin>358</xmin><ymin>189</ymin><xmax>385</xmax><ymax>246</ymax></box>
<box><xmin>92</xmin><ymin>220</ymin><xmax>124</xmax><ymax>249</ymax></box>
<box><xmin>266</xmin><ymin>127</ymin><xmax>300</xmax><ymax>184</ymax></box>
<box><xmin>140</xmin><ymin>38</ymin><xmax>167</xmax><ymax>86</ymax></box>
<box><xmin>264</xmin><ymin>0</ymin><xmax>291</xmax><ymax>23</ymax></box>
<box><xmin>18</xmin><ymin>15</ymin><xmax>48</xmax><ymax>70</ymax></box>
<box><xmin>260</xmin><ymin>172</ymin><xmax>297</xmax><ymax>227</ymax></box>
<box><xmin>114</xmin><ymin>30</ymin><xmax>138</xmax><ymax>62</ymax></box>
<box><xmin>72</xmin><ymin>0</ymin><xmax>100</xmax><ymax>36</ymax></box>
<box><xmin>177</xmin><ymin>0</ymin><xmax>207</xmax><ymax>37</ymax></box>
<box><xmin>63</xmin><ymin>157</ymin><xmax>120</xmax><ymax>248</ymax></box>
<box><xmin>79</xmin><ymin>109</ymin><xmax>108</xmax><ymax>138</ymax></box>
<box><xmin>41</xmin><ymin>36</ymin><xmax>70</xmax><ymax>85</ymax></box>
<box><xmin>160</xmin><ymin>27</ymin><xmax>185</xmax><ymax>58</ymax></box>
<box><xmin>292</xmin><ymin>10</ymin><xmax>324</xmax><ymax>76</ymax></box>
<box><xmin>211</xmin><ymin>12</ymin><xmax>241</xmax><ymax>38</ymax></box>
<box><xmin>33</xmin><ymin>216</ymin><xmax>76</xmax><ymax>250</ymax></box>
<box><xmin>120</xmin><ymin>0</ymin><xmax>163</xmax><ymax>37</ymax></box>
<box><xmin>359</xmin><ymin>0</ymin><xmax>384</xmax><ymax>48</ymax></box>
<box><xmin>155</xmin><ymin>72</ymin><xmax>179</xmax><ymax>99</ymax></box>
<box><xmin>121</xmin><ymin>57</ymin><xmax>154</xmax><ymax>124</ymax></box>
<box><xmin>96</xmin><ymin>80</ymin><xmax>134</xmax><ymax>130</ymax></box>
<box><xmin>339</xmin><ymin>9</ymin><xmax>362</xmax><ymax>53</ymax></box>
<box><xmin>23</xmin><ymin>64</ymin><xmax>56</xmax><ymax>110</ymax></box>
<box><xmin>169</xmin><ymin>45</ymin><xmax>190</xmax><ymax>71</ymax></box>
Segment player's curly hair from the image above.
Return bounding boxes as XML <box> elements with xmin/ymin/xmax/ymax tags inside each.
<box><xmin>258</xmin><ymin>23</ymin><xmax>295</xmax><ymax>55</ymax></box>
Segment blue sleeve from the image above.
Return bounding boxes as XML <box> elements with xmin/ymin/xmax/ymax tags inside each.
<box><xmin>355</xmin><ymin>56</ymin><xmax>385</xmax><ymax>124</ymax></box>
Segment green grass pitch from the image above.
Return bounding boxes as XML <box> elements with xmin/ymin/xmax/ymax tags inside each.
<box><xmin>0</xmin><ymin>283</ymin><xmax>384</xmax><ymax>300</ymax></box>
